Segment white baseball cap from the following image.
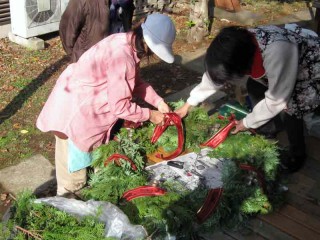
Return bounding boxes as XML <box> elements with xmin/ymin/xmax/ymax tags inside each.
<box><xmin>142</xmin><ymin>13</ymin><xmax>176</xmax><ymax>63</ymax></box>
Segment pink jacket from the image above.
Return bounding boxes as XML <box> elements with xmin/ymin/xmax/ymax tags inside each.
<box><xmin>37</xmin><ymin>33</ymin><xmax>163</xmax><ymax>152</ymax></box>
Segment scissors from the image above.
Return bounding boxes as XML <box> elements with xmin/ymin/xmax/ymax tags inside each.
<box><xmin>167</xmin><ymin>161</ymin><xmax>184</xmax><ymax>169</ymax></box>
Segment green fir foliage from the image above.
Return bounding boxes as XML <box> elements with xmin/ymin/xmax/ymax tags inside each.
<box><xmin>207</xmin><ymin>133</ymin><xmax>279</xmax><ymax>180</ymax></box>
<box><xmin>6</xmin><ymin>101</ymin><xmax>285</xmax><ymax>239</ymax></box>
<box><xmin>4</xmin><ymin>191</ymin><xmax>115</xmax><ymax>240</ymax></box>
<box><xmin>82</xmin><ymin>164</ymin><xmax>149</xmax><ymax>203</ymax></box>
<box><xmin>241</xmin><ymin>188</ymin><xmax>271</xmax><ymax>214</ymax></box>
<box><xmin>91</xmin><ymin>140</ymin><xmax>120</xmax><ymax>168</ymax></box>
<box><xmin>80</xmin><ymin>101</ymin><xmax>284</xmax><ymax>238</ymax></box>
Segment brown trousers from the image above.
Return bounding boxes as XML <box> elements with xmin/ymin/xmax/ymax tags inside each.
<box><xmin>55</xmin><ymin>136</ymin><xmax>87</xmax><ymax>196</ymax></box>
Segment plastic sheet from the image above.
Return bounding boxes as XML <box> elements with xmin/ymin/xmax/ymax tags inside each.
<box><xmin>34</xmin><ymin>197</ymin><xmax>148</xmax><ymax>239</ymax></box>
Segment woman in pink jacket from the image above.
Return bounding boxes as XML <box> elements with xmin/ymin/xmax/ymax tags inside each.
<box><xmin>37</xmin><ymin>13</ymin><xmax>176</xmax><ymax>197</ymax></box>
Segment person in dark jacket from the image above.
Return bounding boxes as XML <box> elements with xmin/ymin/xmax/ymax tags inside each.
<box><xmin>109</xmin><ymin>0</ymin><xmax>135</xmax><ymax>34</ymax></box>
<box><xmin>59</xmin><ymin>0</ymin><xmax>134</xmax><ymax>63</ymax></box>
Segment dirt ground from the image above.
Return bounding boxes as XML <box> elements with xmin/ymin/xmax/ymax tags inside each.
<box><xmin>0</xmin><ymin>8</ymin><xmax>237</xmax><ymax>218</ymax></box>
<box><xmin>0</xmin><ymin>10</ymin><xmax>220</xmax><ymax>169</ymax></box>
<box><xmin>0</xmin><ymin>1</ymin><xmax>308</xmax><ymax>169</ymax></box>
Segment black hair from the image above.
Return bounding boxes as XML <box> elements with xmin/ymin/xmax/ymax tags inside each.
<box><xmin>131</xmin><ymin>23</ymin><xmax>152</xmax><ymax>60</ymax></box>
<box><xmin>205</xmin><ymin>26</ymin><xmax>256</xmax><ymax>85</ymax></box>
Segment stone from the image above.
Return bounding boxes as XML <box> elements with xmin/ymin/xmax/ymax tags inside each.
<box><xmin>0</xmin><ymin>24</ymin><xmax>11</xmax><ymax>39</ymax></box>
<box><xmin>8</xmin><ymin>32</ymin><xmax>45</xmax><ymax>50</ymax></box>
<box><xmin>0</xmin><ymin>154</ymin><xmax>55</xmax><ymax>196</ymax></box>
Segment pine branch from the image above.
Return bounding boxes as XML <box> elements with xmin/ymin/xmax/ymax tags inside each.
<box><xmin>16</xmin><ymin>225</ymin><xmax>43</xmax><ymax>240</ymax></box>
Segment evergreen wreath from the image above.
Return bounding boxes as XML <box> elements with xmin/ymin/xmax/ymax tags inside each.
<box><xmin>3</xmin><ymin>101</ymin><xmax>286</xmax><ymax>239</ymax></box>
<box><xmin>82</xmin><ymin>101</ymin><xmax>286</xmax><ymax>239</ymax></box>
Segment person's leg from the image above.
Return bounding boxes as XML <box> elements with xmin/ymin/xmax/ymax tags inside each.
<box><xmin>246</xmin><ymin>78</ymin><xmax>267</xmax><ymax>105</ymax></box>
<box><xmin>280</xmin><ymin>113</ymin><xmax>306</xmax><ymax>172</ymax></box>
<box><xmin>55</xmin><ymin>136</ymin><xmax>87</xmax><ymax>196</ymax></box>
<box><xmin>109</xmin><ymin>119</ymin><xmax>124</xmax><ymax>141</ymax></box>
<box><xmin>246</xmin><ymin>78</ymin><xmax>283</xmax><ymax>138</ymax></box>
<box><xmin>121</xmin><ymin>2</ymin><xmax>135</xmax><ymax>32</ymax></box>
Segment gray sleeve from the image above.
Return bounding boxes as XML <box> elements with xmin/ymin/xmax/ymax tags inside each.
<box><xmin>243</xmin><ymin>41</ymin><xmax>298</xmax><ymax>128</ymax></box>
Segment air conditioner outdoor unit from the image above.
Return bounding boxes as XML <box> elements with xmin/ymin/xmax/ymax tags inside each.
<box><xmin>9</xmin><ymin>0</ymin><xmax>69</xmax><ymax>38</ymax></box>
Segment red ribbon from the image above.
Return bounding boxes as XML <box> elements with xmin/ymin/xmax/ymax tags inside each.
<box><xmin>151</xmin><ymin>116</ymin><xmax>171</xmax><ymax>144</ymax></box>
<box><xmin>122</xmin><ymin>186</ymin><xmax>167</xmax><ymax>201</ymax></box>
<box><xmin>104</xmin><ymin>153</ymin><xmax>137</xmax><ymax>171</ymax></box>
<box><xmin>196</xmin><ymin>188</ymin><xmax>224</xmax><ymax>224</ymax></box>
<box><xmin>239</xmin><ymin>163</ymin><xmax>266</xmax><ymax>192</ymax></box>
<box><xmin>218</xmin><ymin>113</ymin><xmax>236</xmax><ymax>121</ymax></box>
<box><xmin>123</xmin><ymin>120</ymin><xmax>142</xmax><ymax>129</ymax></box>
<box><xmin>201</xmin><ymin>120</ymin><xmax>236</xmax><ymax>148</ymax></box>
<box><xmin>151</xmin><ymin>113</ymin><xmax>185</xmax><ymax>160</ymax></box>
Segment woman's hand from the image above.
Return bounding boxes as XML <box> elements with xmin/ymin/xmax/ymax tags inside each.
<box><xmin>231</xmin><ymin>119</ymin><xmax>248</xmax><ymax>134</ymax></box>
<box><xmin>157</xmin><ymin>100</ymin><xmax>171</xmax><ymax>113</ymax></box>
<box><xmin>175</xmin><ymin>103</ymin><xmax>191</xmax><ymax>118</ymax></box>
<box><xmin>149</xmin><ymin>110</ymin><xmax>165</xmax><ymax>125</ymax></box>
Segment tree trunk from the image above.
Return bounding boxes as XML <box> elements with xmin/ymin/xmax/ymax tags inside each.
<box><xmin>187</xmin><ymin>0</ymin><xmax>209</xmax><ymax>43</ymax></box>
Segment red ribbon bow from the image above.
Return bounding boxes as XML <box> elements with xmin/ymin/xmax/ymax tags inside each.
<box><xmin>151</xmin><ymin>113</ymin><xmax>185</xmax><ymax>160</ymax></box>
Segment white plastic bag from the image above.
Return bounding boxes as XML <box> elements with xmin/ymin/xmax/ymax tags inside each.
<box><xmin>34</xmin><ymin>197</ymin><xmax>148</xmax><ymax>240</ymax></box>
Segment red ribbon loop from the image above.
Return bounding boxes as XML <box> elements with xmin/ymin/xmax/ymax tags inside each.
<box><xmin>151</xmin><ymin>113</ymin><xmax>185</xmax><ymax>160</ymax></box>
<box><xmin>123</xmin><ymin>120</ymin><xmax>142</xmax><ymax>129</ymax></box>
<box><xmin>201</xmin><ymin>120</ymin><xmax>236</xmax><ymax>148</ymax></box>
<box><xmin>239</xmin><ymin>163</ymin><xmax>266</xmax><ymax>192</ymax></box>
<box><xmin>151</xmin><ymin>115</ymin><xmax>171</xmax><ymax>143</ymax></box>
<box><xmin>196</xmin><ymin>188</ymin><xmax>224</xmax><ymax>224</ymax></box>
<box><xmin>104</xmin><ymin>153</ymin><xmax>137</xmax><ymax>171</ymax></box>
<box><xmin>122</xmin><ymin>186</ymin><xmax>167</xmax><ymax>201</ymax></box>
